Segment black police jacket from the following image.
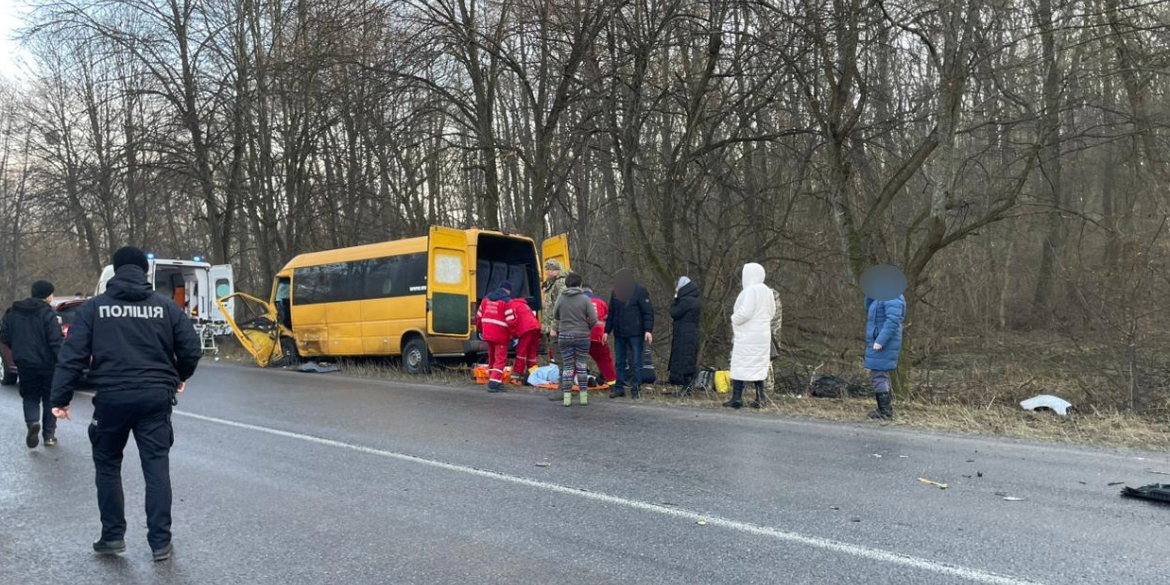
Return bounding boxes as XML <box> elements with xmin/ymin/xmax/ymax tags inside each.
<box><xmin>51</xmin><ymin>265</ymin><xmax>202</xmax><ymax>407</ymax></box>
<box><xmin>0</xmin><ymin>298</ymin><xmax>64</xmax><ymax>369</ymax></box>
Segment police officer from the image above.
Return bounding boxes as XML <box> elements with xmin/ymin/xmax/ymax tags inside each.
<box><xmin>1</xmin><ymin>280</ymin><xmax>64</xmax><ymax>448</ymax></box>
<box><xmin>51</xmin><ymin>246</ymin><xmax>202</xmax><ymax>562</ymax></box>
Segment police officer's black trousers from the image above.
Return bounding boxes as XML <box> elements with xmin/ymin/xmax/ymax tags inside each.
<box><xmin>88</xmin><ymin>389</ymin><xmax>174</xmax><ymax>550</ymax></box>
<box><xmin>18</xmin><ymin>367</ymin><xmax>55</xmax><ymax>436</ymax></box>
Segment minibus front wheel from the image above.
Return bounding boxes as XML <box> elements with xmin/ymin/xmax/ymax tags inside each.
<box><xmin>403</xmin><ymin>337</ymin><xmax>431</xmax><ymax>375</ymax></box>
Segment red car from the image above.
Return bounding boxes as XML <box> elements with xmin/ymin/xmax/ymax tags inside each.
<box><xmin>1</xmin><ymin>296</ymin><xmax>88</xmax><ymax>386</ymax></box>
<box><xmin>51</xmin><ymin>296</ymin><xmax>89</xmax><ymax>338</ymax></box>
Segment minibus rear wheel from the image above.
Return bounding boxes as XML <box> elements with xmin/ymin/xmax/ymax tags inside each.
<box><xmin>403</xmin><ymin>338</ymin><xmax>431</xmax><ymax>375</ymax></box>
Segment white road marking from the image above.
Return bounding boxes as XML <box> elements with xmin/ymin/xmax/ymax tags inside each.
<box><xmin>175</xmin><ymin>409</ymin><xmax>1046</xmax><ymax>585</ymax></box>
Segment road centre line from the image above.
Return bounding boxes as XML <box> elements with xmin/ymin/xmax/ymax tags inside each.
<box><xmin>175</xmin><ymin>408</ymin><xmax>1046</xmax><ymax>585</ymax></box>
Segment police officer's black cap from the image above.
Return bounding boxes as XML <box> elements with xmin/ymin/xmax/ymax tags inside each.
<box><xmin>31</xmin><ymin>280</ymin><xmax>54</xmax><ymax>299</ymax></box>
<box><xmin>112</xmin><ymin>246</ymin><xmax>150</xmax><ymax>272</ymax></box>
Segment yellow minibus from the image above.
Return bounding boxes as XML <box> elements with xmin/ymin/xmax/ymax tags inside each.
<box><xmin>220</xmin><ymin>227</ymin><xmax>570</xmax><ymax>373</ymax></box>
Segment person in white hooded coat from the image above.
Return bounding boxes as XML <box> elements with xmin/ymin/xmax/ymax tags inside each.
<box><xmin>724</xmin><ymin>263</ymin><xmax>776</xmax><ymax>409</ymax></box>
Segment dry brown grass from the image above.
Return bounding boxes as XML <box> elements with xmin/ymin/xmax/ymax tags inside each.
<box><xmin>212</xmin><ymin>334</ymin><xmax>1170</xmax><ymax>452</ymax></box>
<box><xmin>629</xmin><ymin>388</ymin><xmax>1170</xmax><ymax>452</ymax></box>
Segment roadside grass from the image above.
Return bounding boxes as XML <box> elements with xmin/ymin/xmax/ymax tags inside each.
<box><xmin>631</xmin><ymin>388</ymin><xmax>1170</xmax><ymax>452</ymax></box>
<box><xmin>211</xmin><ymin>335</ymin><xmax>1170</xmax><ymax>452</ymax></box>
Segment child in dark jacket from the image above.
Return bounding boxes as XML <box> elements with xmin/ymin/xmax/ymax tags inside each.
<box><xmin>476</xmin><ymin>282</ymin><xmax>514</xmax><ymax>392</ymax></box>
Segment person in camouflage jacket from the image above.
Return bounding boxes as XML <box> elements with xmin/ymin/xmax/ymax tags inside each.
<box><xmin>542</xmin><ymin>259</ymin><xmax>569</xmax><ymax>336</ymax></box>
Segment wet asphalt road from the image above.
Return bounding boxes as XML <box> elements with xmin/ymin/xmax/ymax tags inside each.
<box><xmin>1</xmin><ymin>362</ymin><xmax>1168</xmax><ymax>585</ymax></box>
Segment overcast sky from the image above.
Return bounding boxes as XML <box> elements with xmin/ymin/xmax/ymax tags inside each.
<box><xmin>0</xmin><ymin>1</ymin><xmax>32</xmax><ymax>81</ymax></box>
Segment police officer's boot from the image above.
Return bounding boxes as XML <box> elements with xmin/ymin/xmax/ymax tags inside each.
<box><xmin>563</xmin><ymin>390</ymin><xmax>572</xmax><ymax>407</ymax></box>
<box><xmin>26</xmin><ymin>422</ymin><xmax>40</xmax><ymax>449</ymax></box>
<box><xmin>868</xmin><ymin>392</ymin><xmax>894</xmax><ymax>419</ymax></box>
<box><xmin>722</xmin><ymin>386</ymin><xmax>744</xmax><ymax>409</ymax></box>
<box><xmin>609</xmin><ymin>386</ymin><xmax>625</xmax><ymax>399</ymax></box>
<box><xmin>579</xmin><ymin>389</ymin><xmax>588</xmax><ymax>406</ymax></box>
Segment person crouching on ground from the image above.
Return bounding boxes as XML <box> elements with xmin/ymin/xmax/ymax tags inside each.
<box><xmin>553</xmin><ymin>274</ymin><xmax>597</xmax><ymax>406</ymax></box>
<box><xmin>506</xmin><ymin>293</ymin><xmax>541</xmax><ymax>384</ymax></box>
<box><xmin>476</xmin><ymin>281</ymin><xmax>514</xmax><ymax>393</ymax></box>
<box><xmin>864</xmin><ymin>293</ymin><xmax>905</xmax><ymax>419</ymax></box>
<box><xmin>725</xmin><ymin>263</ymin><xmax>776</xmax><ymax>409</ymax></box>
<box><xmin>583</xmin><ymin>284</ymin><xmax>617</xmax><ymax>388</ymax></box>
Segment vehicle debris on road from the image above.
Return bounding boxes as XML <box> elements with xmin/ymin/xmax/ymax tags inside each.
<box><xmin>297</xmin><ymin>362</ymin><xmax>340</xmax><ymax>374</ymax></box>
<box><xmin>1120</xmin><ymin>484</ymin><xmax>1170</xmax><ymax>505</ymax></box>
<box><xmin>917</xmin><ymin>477</ymin><xmax>949</xmax><ymax>490</ymax></box>
<box><xmin>1019</xmin><ymin>394</ymin><xmax>1073</xmax><ymax>416</ymax></box>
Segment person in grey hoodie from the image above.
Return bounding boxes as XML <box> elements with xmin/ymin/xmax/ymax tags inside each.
<box><xmin>552</xmin><ymin>273</ymin><xmax>598</xmax><ymax>406</ymax></box>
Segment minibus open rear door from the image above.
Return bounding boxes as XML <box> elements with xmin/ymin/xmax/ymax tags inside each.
<box><xmin>217</xmin><ymin>292</ymin><xmax>284</xmax><ymax>367</ymax></box>
<box><xmin>427</xmin><ymin>226</ymin><xmax>473</xmax><ymax>339</ymax></box>
<box><xmin>542</xmin><ymin>234</ymin><xmax>571</xmax><ymax>273</ymax></box>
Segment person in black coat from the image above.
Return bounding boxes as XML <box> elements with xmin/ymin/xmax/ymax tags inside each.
<box><xmin>605</xmin><ymin>268</ymin><xmax>654</xmax><ymax>399</ymax></box>
<box><xmin>668</xmin><ymin>277</ymin><xmax>701</xmax><ymax>387</ymax></box>
<box><xmin>1</xmin><ymin>280</ymin><xmax>64</xmax><ymax>448</ymax></box>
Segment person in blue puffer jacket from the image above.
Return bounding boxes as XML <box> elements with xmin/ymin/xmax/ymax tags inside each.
<box><xmin>864</xmin><ymin>294</ymin><xmax>905</xmax><ymax>419</ymax></box>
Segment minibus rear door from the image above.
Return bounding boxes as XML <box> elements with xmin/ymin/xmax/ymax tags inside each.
<box><xmin>427</xmin><ymin>226</ymin><xmax>473</xmax><ymax>338</ymax></box>
<box><xmin>542</xmin><ymin>234</ymin><xmax>571</xmax><ymax>273</ymax></box>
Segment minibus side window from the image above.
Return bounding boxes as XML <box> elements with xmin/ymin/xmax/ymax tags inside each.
<box><xmin>365</xmin><ymin>253</ymin><xmax>427</xmax><ymax>298</ymax></box>
<box><xmin>294</xmin><ymin>262</ymin><xmax>359</xmax><ymax>304</ymax></box>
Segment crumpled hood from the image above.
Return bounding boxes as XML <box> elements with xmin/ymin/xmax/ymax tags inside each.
<box><xmin>560</xmin><ymin>287</ymin><xmax>585</xmax><ymax>298</ymax></box>
<box><xmin>12</xmin><ymin>298</ymin><xmax>49</xmax><ymax>314</ymax></box>
<box><xmin>106</xmin><ymin>265</ymin><xmax>154</xmax><ymax>302</ymax></box>
<box><xmin>487</xmin><ymin>289</ymin><xmax>512</xmax><ymax>302</ymax></box>
<box><xmin>677</xmin><ymin>281</ymin><xmax>700</xmax><ymax>299</ymax></box>
<box><xmin>742</xmin><ymin>263</ymin><xmax>766</xmax><ymax>288</ymax></box>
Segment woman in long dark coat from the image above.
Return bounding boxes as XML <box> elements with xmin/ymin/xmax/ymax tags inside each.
<box><xmin>668</xmin><ymin>277</ymin><xmax>701</xmax><ymax>387</ymax></box>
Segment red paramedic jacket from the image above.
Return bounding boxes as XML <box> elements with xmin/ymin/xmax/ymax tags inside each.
<box><xmin>586</xmin><ymin>292</ymin><xmax>608</xmax><ymax>343</ymax></box>
<box><xmin>475</xmin><ymin>290</ymin><xmax>512</xmax><ymax>344</ymax></box>
<box><xmin>505</xmin><ymin>298</ymin><xmax>540</xmax><ymax>337</ymax></box>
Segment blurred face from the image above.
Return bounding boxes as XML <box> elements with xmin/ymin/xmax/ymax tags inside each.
<box><xmin>44</xmin><ymin>294</ymin><xmax>55</xmax><ymax>304</ymax></box>
<box><xmin>545</xmin><ymin>268</ymin><xmax>560</xmax><ymax>280</ymax></box>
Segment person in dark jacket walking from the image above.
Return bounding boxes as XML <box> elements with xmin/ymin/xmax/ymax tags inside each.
<box><xmin>1</xmin><ymin>280</ymin><xmax>64</xmax><ymax>448</ymax></box>
<box><xmin>668</xmin><ymin>277</ymin><xmax>701</xmax><ymax>388</ymax></box>
<box><xmin>605</xmin><ymin>269</ymin><xmax>654</xmax><ymax>399</ymax></box>
<box><xmin>51</xmin><ymin>247</ymin><xmax>202</xmax><ymax>562</ymax></box>
<box><xmin>553</xmin><ymin>274</ymin><xmax>598</xmax><ymax>406</ymax></box>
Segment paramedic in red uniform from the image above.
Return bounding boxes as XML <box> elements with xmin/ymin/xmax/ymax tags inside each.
<box><xmin>505</xmin><ymin>293</ymin><xmax>541</xmax><ymax>384</ymax></box>
<box><xmin>476</xmin><ymin>281</ymin><xmax>513</xmax><ymax>392</ymax></box>
<box><xmin>583</xmin><ymin>284</ymin><xmax>617</xmax><ymax>387</ymax></box>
